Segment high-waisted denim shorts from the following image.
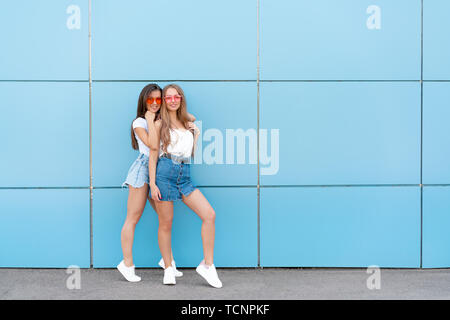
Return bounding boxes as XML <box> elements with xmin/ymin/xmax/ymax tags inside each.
<box><xmin>122</xmin><ymin>153</ymin><xmax>149</xmax><ymax>188</ymax></box>
<box><xmin>155</xmin><ymin>156</ymin><xmax>197</xmax><ymax>201</ymax></box>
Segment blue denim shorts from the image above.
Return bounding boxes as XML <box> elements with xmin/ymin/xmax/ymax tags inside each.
<box><xmin>155</xmin><ymin>156</ymin><xmax>197</xmax><ymax>201</ymax></box>
<box><xmin>122</xmin><ymin>153</ymin><xmax>149</xmax><ymax>188</ymax></box>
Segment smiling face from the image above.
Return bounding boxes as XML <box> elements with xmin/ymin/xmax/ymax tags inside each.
<box><xmin>164</xmin><ymin>87</ymin><xmax>182</xmax><ymax>112</ymax></box>
<box><xmin>146</xmin><ymin>90</ymin><xmax>162</xmax><ymax>113</ymax></box>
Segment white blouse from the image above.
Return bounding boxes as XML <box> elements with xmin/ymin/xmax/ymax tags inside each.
<box><xmin>159</xmin><ymin>128</ymin><xmax>194</xmax><ymax>158</ymax></box>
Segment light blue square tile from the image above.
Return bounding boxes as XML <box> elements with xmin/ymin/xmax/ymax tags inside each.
<box><xmin>0</xmin><ymin>189</ymin><xmax>90</xmax><ymax>267</ymax></box>
<box><xmin>92</xmin><ymin>0</ymin><xmax>256</xmax><ymax>80</ymax></box>
<box><xmin>261</xmin><ymin>0</ymin><xmax>421</xmax><ymax>80</ymax></box>
<box><xmin>423</xmin><ymin>186</ymin><xmax>450</xmax><ymax>268</ymax></box>
<box><xmin>260</xmin><ymin>82</ymin><xmax>421</xmax><ymax>185</ymax></box>
<box><xmin>0</xmin><ymin>82</ymin><xmax>89</xmax><ymax>187</ymax></box>
<box><xmin>0</xmin><ymin>0</ymin><xmax>88</xmax><ymax>80</ymax></box>
<box><xmin>261</xmin><ymin>186</ymin><xmax>421</xmax><ymax>267</ymax></box>
<box><xmin>423</xmin><ymin>0</ymin><xmax>450</xmax><ymax>80</ymax></box>
<box><xmin>423</xmin><ymin>82</ymin><xmax>450</xmax><ymax>184</ymax></box>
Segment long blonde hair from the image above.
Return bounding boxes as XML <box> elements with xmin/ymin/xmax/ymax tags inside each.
<box><xmin>159</xmin><ymin>84</ymin><xmax>195</xmax><ymax>156</ymax></box>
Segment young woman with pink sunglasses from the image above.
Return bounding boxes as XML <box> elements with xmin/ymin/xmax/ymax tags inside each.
<box><xmin>149</xmin><ymin>84</ymin><xmax>222</xmax><ymax>288</ymax></box>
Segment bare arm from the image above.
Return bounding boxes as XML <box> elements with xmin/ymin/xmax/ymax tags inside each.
<box><xmin>149</xmin><ymin>120</ymin><xmax>162</xmax><ymax>201</ymax></box>
<box><xmin>134</xmin><ymin>113</ymin><xmax>160</xmax><ymax>150</ymax></box>
<box><xmin>134</xmin><ymin>127</ymin><xmax>151</xmax><ymax>148</ymax></box>
<box><xmin>193</xmin><ymin>131</ymin><xmax>200</xmax><ymax>155</ymax></box>
<box><xmin>187</xmin><ymin>122</ymin><xmax>200</xmax><ymax>156</ymax></box>
<box><xmin>146</xmin><ymin>117</ymin><xmax>160</xmax><ymax>150</ymax></box>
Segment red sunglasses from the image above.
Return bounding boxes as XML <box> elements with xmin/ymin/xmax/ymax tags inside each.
<box><xmin>146</xmin><ymin>97</ymin><xmax>162</xmax><ymax>104</ymax></box>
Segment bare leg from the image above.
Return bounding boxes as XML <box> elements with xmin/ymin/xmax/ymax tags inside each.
<box><xmin>121</xmin><ymin>185</ymin><xmax>148</xmax><ymax>267</ymax></box>
<box><xmin>182</xmin><ymin>189</ymin><xmax>216</xmax><ymax>265</ymax></box>
<box><xmin>148</xmin><ymin>196</ymin><xmax>176</xmax><ymax>264</ymax></box>
<box><xmin>147</xmin><ymin>195</ymin><xmax>157</xmax><ymax>212</ymax></box>
<box><xmin>154</xmin><ymin>200</ymin><xmax>174</xmax><ymax>269</ymax></box>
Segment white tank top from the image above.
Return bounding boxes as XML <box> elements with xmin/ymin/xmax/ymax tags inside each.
<box><xmin>159</xmin><ymin>128</ymin><xmax>194</xmax><ymax>158</ymax></box>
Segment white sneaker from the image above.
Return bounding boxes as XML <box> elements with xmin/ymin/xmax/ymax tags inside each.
<box><xmin>163</xmin><ymin>266</ymin><xmax>176</xmax><ymax>285</ymax></box>
<box><xmin>117</xmin><ymin>260</ymin><xmax>141</xmax><ymax>282</ymax></box>
<box><xmin>158</xmin><ymin>258</ymin><xmax>183</xmax><ymax>277</ymax></box>
<box><xmin>196</xmin><ymin>262</ymin><xmax>222</xmax><ymax>288</ymax></box>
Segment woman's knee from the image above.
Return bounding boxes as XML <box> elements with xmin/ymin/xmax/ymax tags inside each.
<box><xmin>202</xmin><ymin>208</ymin><xmax>216</xmax><ymax>224</ymax></box>
<box><xmin>125</xmin><ymin>209</ymin><xmax>143</xmax><ymax>226</ymax></box>
<box><xmin>159</xmin><ymin>217</ymin><xmax>173</xmax><ymax>232</ymax></box>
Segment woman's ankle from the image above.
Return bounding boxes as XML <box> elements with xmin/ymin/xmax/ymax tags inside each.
<box><xmin>123</xmin><ymin>259</ymin><xmax>134</xmax><ymax>267</ymax></box>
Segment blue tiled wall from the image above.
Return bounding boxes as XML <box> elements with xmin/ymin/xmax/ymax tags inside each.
<box><xmin>1</xmin><ymin>0</ymin><xmax>449</xmax><ymax>268</ymax></box>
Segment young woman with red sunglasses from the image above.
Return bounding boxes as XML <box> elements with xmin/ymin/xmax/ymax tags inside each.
<box><xmin>117</xmin><ymin>83</ymin><xmax>195</xmax><ymax>282</ymax></box>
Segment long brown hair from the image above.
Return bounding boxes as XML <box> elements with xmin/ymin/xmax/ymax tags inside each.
<box><xmin>131</xmin><ymin>83</ymin><xmax>162</xmax><ymax>150</ymax></box>
<box><xmin>159</xmin><ymin>84</ymin><xmax>194</xmax><ymax>156</ymax></box>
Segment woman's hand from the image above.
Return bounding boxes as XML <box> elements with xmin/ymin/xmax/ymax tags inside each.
<box><xmin>145</xmin><ymin>110</ymin><xmax>156</xmax><ymax>122</ymax></box>
<box><xmin>187</xmin><ymin>121</ymin><xmax>200</xmax><ymax>137</ymax></box>
<box><xmin>150</xmin><ymin>183</ymin><xmax>161</xmax><ymax>202</ymax></box>
<box><xmin>187</xmin><ymin>112</ymin><xmax>196</xmax><ymax>122</ymax></box>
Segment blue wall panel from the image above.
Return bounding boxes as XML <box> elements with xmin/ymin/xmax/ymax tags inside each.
<box><xmin>423</xmin><ymin>82</ymin><xmax>450</xmax><ymax>184</ymax></box>
<box><xmin>93</xmin><ymin>187</ymin><xmax>257</xmax><ymax>267</ymax></box>
<box><xmin>423</xmin><ymin>0</ymin><xmax>450</xmax><ymax>80</ymax></box>
<box><xmin>261</xmin><ymin>0</ymin><xmax>421</xmax><ymax>80</ymax></box>
<box><xmin>1</xmin><ymin>1</ymin><xmax>449</xmax><ymax>269</ymax></box>
<box><xmin>0</xmin><ymin>82</ymin><xmax>89</xmax><ymax>187</ymax></box>
<box><xmin>93</xmin><ymin>82</ymin><xmax>256</xmax><ymax>187</ymax></box>
<box><xmin>423</xmin><ymin>186</ymin><xmax>450</xmax><ymax>268</ymax></box>
<box><xmin>260</xmin><ymin>82</ymin><xmax>421</xmax><ymax>185</ymax></box>
<box><xmin>92</xmin><ymin>0</ymin><xmax>256</xmax><ymax>80</ymax></box>
<box><xmin>0</xmin><ymin>0</ymin><xmax>88</xmax><ymax>80</ymax></box>
<box><xmin>260</xmin><ymin>186</ymin><xmax>421</xmax><ymax>267</ymax></box>
<box><xmin>0</xmin><ymin>189</ymin><xmax>90</xmax><ymax>267</ymax></box>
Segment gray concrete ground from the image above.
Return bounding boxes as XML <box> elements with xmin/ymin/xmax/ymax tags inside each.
<box><xmin>1</xmin><ymin>267</ymin><xmax>449</xmax><ymax>300</ymax></box>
